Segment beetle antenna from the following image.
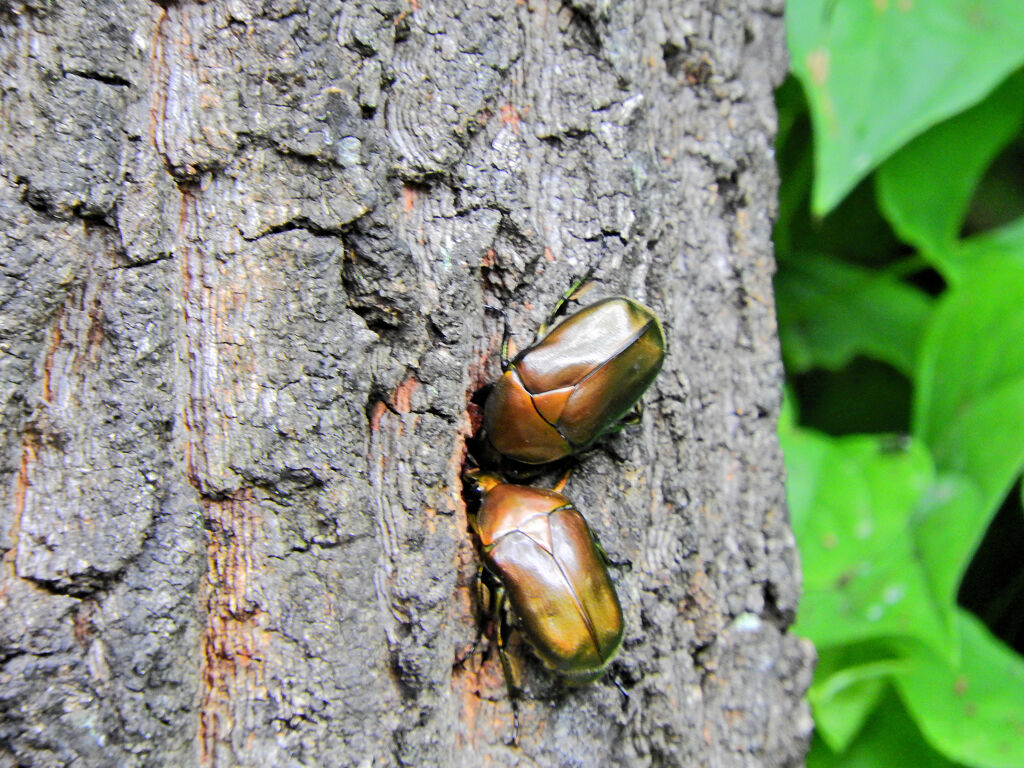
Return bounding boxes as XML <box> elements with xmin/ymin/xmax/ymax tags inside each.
<box><xmin>537</xmin><ymin>267</ymin><xmax>596</xmax><ymax>337</ymax></box>
<box><xmin>561</xmin><ymin>267</ymin><xmax>596</xmax><ymax>306</ymax></box>
<box><xmin>567</xmin><ymin>266</ymin><xmax>596</xmax><ymax>298</ymax></box>
<box><xmin>493</xmin><ymin>587</ymin><xmax>522</xmax><ymax>746</ymax></box>
<box><xmin>500</xmin><ymin>326</ymin><xmax>513</xmax><ymax>370</ymax></box>
<box><xmin>484</xmin><ymin>304</ymin><xmax>514</xmax><ymax>368</ymax></box>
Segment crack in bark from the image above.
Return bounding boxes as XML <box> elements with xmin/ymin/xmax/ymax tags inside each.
<box><xmin>63</xmin><ymin>69</ymin><xmax>132</xmax><ymax>88</ymax></box>
<box><xmin>243</xmin><ymin>216</ymin><xmax>351</xmax><ymax>242</ymax></box>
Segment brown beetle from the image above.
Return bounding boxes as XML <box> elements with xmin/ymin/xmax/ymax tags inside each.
<box><xmin>483</xmin><ymin>297</ymin><xmax>665</xmax><ymax>464</ymax></box>
<box><xmin>466</xmin><ymin>471</ymin><xmax>624</xmax><ymax>703</ymax></box>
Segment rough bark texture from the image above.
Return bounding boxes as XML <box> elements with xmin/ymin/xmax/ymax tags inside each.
<box><xmin>0</xmin><ymin>0</ymin><xmax>814</xmax><ymax>766</ymax></box>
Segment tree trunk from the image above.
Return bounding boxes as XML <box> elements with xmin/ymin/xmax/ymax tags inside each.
<box><xmin>0</xmin><ymin>0</ymin><xmax>813</xmax><ymax>765</ymax></box>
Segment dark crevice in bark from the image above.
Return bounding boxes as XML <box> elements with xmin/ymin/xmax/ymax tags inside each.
<box><xmin>63</xmin><ymin>69</ymin><xmax>132</xmax><ymax>88</ymax></box>
<box><xmin>366</xmin><ymin>387</ymin><xmax>401</xmax><ymax>428</ymax></box>
<box><xmin>393</xmin><ymin>13</ymin><xmax>412</xmax><ymax>44</ymax></box>
<box><xmin>16</xmin><ymin>567</ymin><xmax>122</xmax><ymax>599</ymax></box>
<box><xmin>761</xmin><ymin>581</ymin><xmax>795</xmax><ymax>630</ymax></box>
<box><xmin>244</xmin><ymin>217</ymin><xmax>351</xmax><ymax>241</ymax></box>
<box><xmin>0</xmin><ymin>645</ymin><xmax>62</xmax><ymax>666</ymax></box>
<box><xmin>11</xmin><ymin>176</ymin><xmax>77</xmax><ymax>221</ymax></box>
<box><xmin>716</xmin><ymin>167</ymin><xmax>748</xmax><ymax>218</ymax></box>
<box><xmin>563</xmin><ymin>2</ymin><xmax>603</xmax><ymax>55</ymax></box>
<box><xmin>345</xmin><ymin>295</ymin><xmax>403</xmax><ymax>336</ymax></box>
<box><xmin>113</xmin><ymin>253</ymin><xmax>173</xmax><ymax>269</ymax></box>
<box><xmin>662</xmin><ymin>42</ymin><xmax>684</xmax><ymax>78</ymax></box>
<box><xmin>339</xmin><ymin>229</ymin><xmax>412</xmax><ymax>337</ymax></box>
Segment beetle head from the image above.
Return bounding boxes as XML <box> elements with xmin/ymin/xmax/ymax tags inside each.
<box><xmin>463</xmin><ymin>468</ymin><xmax>502</xmax><ymax>496</ymax></box>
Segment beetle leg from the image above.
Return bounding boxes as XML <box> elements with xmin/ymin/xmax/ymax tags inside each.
<box><xmin>592</xmin><ymin>533</ymin><xmax>632</xmax><ymax>570</ymax></box>
<box><xmin>612</xmin><ymin>675</ymin><xmax>629</xmax><ymax>698</ymax></box>
<box><xmin>452</xmin><ymin>569</ymin><xmax>491</xmax><ymax>667</ymax></box>
<box><xmin>606</xmin><ymin>402</ymin><xmax>644</xmax><ymax>435</ymax></box>
<box><xmin>499</xmin><ymin>317</ymin><xmax>514</xmax><ymax>369</ymax></box>
<box><xmin>476</xmin><ymin>567</ymin><xmax>490</xmax><ymax>612</ymax></box>
<box><xmin>494</xmin><ymin>586</ymin><xmax>521</xmax><ymax>746</ymax></box>
<box><xmin>612</xmin><ymin>674</ymin><xmax>630</xmax><ymax>705</ymax></box>
<box><xmin>551</xmin><ymin>466</ymin><xmax>574</xmax><ymax>494</ymax></box>
<box><xmin>536</xmin><ymin>268</ymin><xmax>596</xmax><ymax>337</ymax></box>
<box><xmin>484</xmin><ymin>304</ymin><xmax>515</xmax><ymax>369</ymax></box>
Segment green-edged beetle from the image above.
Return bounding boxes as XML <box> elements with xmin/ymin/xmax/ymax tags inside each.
<box><xmin>465</xmin><ymin>470</ymin><xmax>624</xmax><ymax>740</ymax></box>
<box><xmin>483</xmin><ymin>296</ymin><xmax>665</xmax><ymax>464</ymax></box>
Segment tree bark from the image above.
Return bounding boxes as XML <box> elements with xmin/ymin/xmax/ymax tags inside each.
<box><xmin>0</xmin><ymin>0</ymin><xmax>813</xmax><ymax>766</ymax></box>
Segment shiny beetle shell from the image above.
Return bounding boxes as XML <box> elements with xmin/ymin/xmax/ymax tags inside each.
<box><xmin>484</xmin><ymin>296</ymin><xmax>665</xmax><ymax>464</ymax></box>
<box><xmin>470</xmin><ymin>473</ymin><xmax>624</xmax><ymax>681</ymax></box>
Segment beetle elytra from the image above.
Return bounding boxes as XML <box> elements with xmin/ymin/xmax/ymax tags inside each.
<box><xmin>483</xmin><ymin>296</ymin><xmax>665</xmax><ymax>464</ymax></box>
<box><xmin>465</xmin><ymin>470</ymin><xmax>624</xmax><ymax>741</ymax></box>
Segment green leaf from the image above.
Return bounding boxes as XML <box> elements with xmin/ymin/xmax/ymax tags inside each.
<box><xmin>814</xmin><ymin>674</ymin><xmax>888</xmax><ymax>754</ymax></box>
<box><xmin>913</xmin><ymin>262</ymin><xmax>1024</xmax><ymax>521</ymax></box>
<box><xmin>780</xmin><ymin>387</ymin><xmax>799</xmax><ymax>432</ymax></box>
<box><xmin>876</xmin><ymin>69</ymin><xmax>1024</xmax><ymax>265</ymax></box>
<box><xmin>774</xmin><ymin>77</ymin><xmax>815</xmax><ymax>257</ymax></box>
<box><xmin>808</xmin><ymin>691</ymin><xmax>961</xmax><ymax>768</ymax></box>
<box><xmin>895</xmin><ymin>610</ymin><xmax>1024</xmax><ymax>768</ymax></box>
<box><xmin>775</xmin><ymin>253</ymin><xmax>932</xmax><ymax>376</ymax></box>
<box><xmin>787</xmin><ymin>0</ymin><xmax>1024</xmax><ymax>214</ymax></box>
<box><xmin>810</xmin><ymin>644</ymin><xmax>909</xmax><ymax>752</ymax></box>
<box><xmin>911</xmin><ymin>474</ymin><xmax>987</xmax><ymax>630</ymax></box>
<box><xmin>783</xmin><ymin>428</ymin><xmax>950</xmax><ymax>654</ymax></box>
<box><xmin>935</xmin><ymin>214</ymin><xmax>1024</xmax><ymax>286</ymax></box>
